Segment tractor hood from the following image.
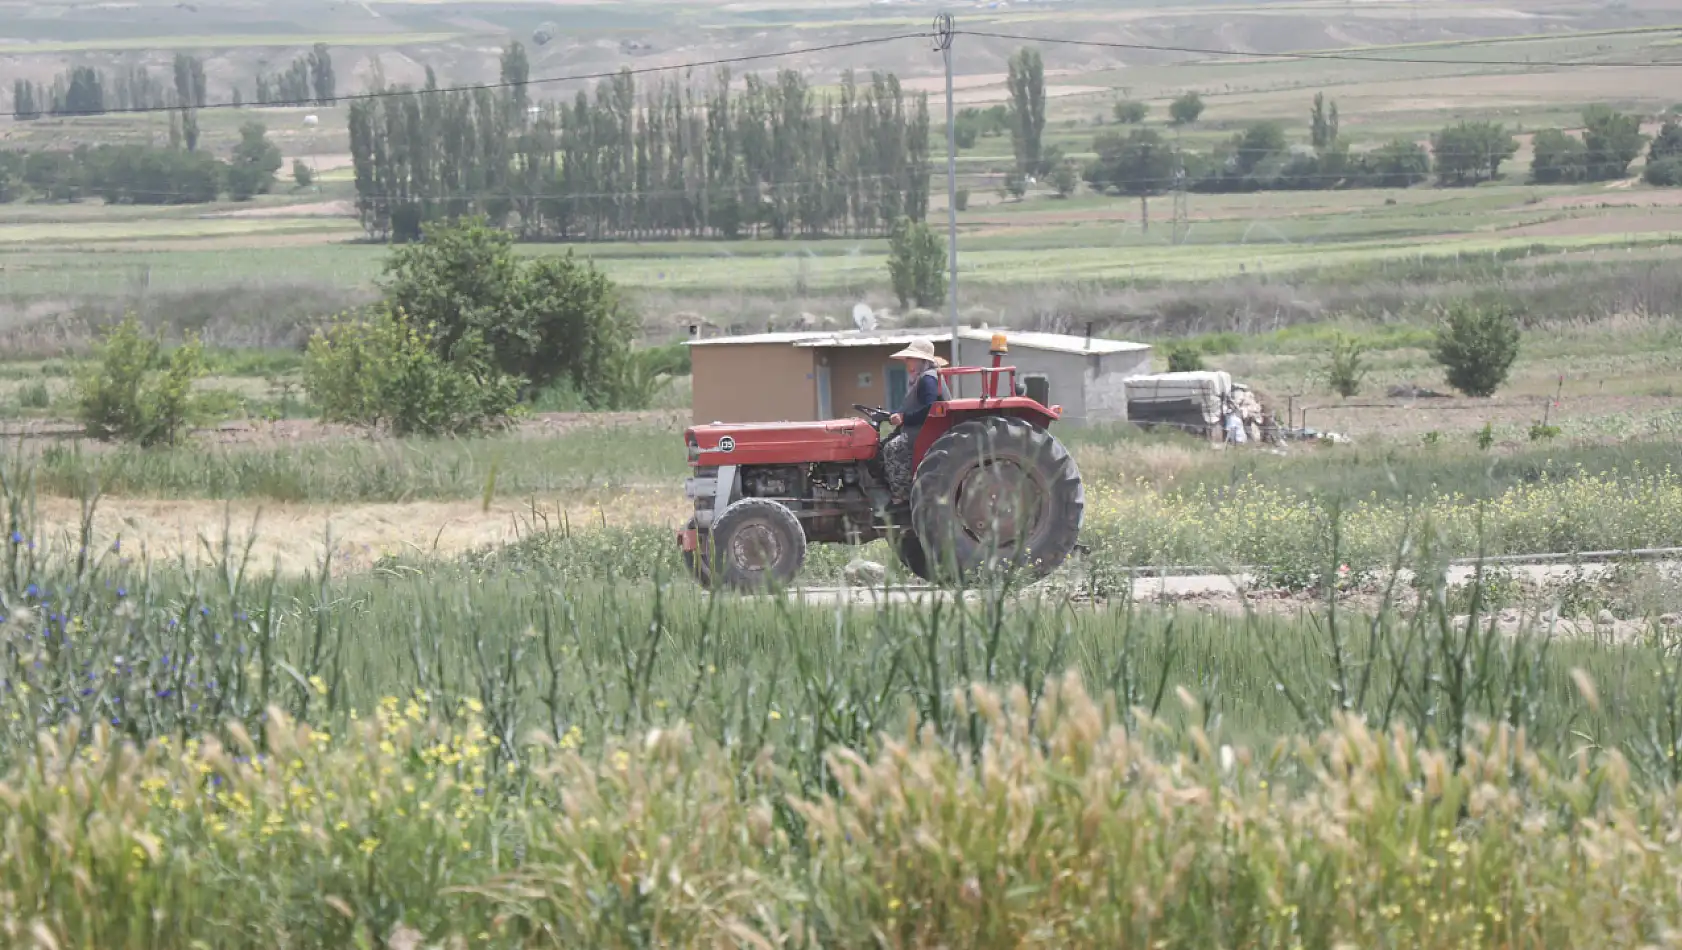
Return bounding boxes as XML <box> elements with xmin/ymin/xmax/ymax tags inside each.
<box><xmin>685</xmin><ymin>418</ymin><xmax>881</xmax><ymax>467</ymax></box>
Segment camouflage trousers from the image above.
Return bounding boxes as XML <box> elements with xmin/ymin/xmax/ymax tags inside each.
<box><xmin>881</xmin><ymin>427</ymin><xmax>919</xmax><ymax>501</ymax></box>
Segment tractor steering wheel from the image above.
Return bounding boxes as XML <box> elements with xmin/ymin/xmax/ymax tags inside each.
<box><xmin>853</xmin><ymin>404</ymin><xmax>894</xmax><ymax>426</ymax></box>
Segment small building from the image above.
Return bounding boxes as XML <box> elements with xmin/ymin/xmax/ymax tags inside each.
<box><xmin>686</xmin><ymin>326</ymin><xmax>1152</xmax><ymax>427</ymax></box>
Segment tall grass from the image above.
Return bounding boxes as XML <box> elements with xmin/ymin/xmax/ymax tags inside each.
<box><xmin>26</xmin><ymin>425</ymin><xmax>686</xmax><ymax>502</ymax></box>
<box><xmin>7</xmin><ymin>462</ymin><xmax>1682</xmax><ymax>943</ymax></box>
<box><xmin>8</xmin><ymin>672</ymin><xmax>1682</xmax><ymax>947</ymax></box>
<box><xmin>5</xmin><ymin>460</ymin><xmax>1682</xmax><ymax>782</ymax></box>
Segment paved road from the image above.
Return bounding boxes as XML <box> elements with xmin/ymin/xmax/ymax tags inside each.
<box><xmin>782</xmin><ymin>560</ymin><xmax>1682</xmax><ymax>608</ymax></box>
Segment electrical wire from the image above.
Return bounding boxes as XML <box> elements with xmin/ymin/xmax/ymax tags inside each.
<box><xmin>0</xmin><ymin>172</ymin><xmax>930</xmax><ymax>206</ymax></box>
<box><xmin>0</xmin><ymin>31</ymin><xmax>932</xmax><ymax>120</ymax></box>
<box><xmin>955</xmin><ymin>27</ymin><xmax>1682</xmax><ymax>69</ymax></box>
<box><xmin>10</xmin><ymin>20</ymin><xmax>1677</xmax><ymax>125</ymax></box>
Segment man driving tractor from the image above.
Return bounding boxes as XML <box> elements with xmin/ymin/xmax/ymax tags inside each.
<box><xmin>881</xmin><ymin>337</ymin><xmax>950</xmax><ymax>502</ymax></box>
<box><xmin>679</xmin><ymin>330</ymin><xmax>1084</xmax><ymax>590</ymax></box>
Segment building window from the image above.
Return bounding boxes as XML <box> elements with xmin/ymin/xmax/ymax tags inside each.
<box><xmin>885</xmin><ymin>363</ymin><xmax>907</xmax><ymax>406</ymax></box>
<box><xmin>1023</xmin><ymin>374</ymin><xmax>1051</xmax><ymax>406</ymax></box>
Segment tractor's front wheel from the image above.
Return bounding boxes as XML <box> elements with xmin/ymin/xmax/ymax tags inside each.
<box><xmin>705</xmin><ymin>498</ymin><xmax>807</xmax><ymax>592</ymax></box>
<box><xmin>910</xmin><ymin>416</ymin><xmax>1083</xmax><ymax>584</ymax></box>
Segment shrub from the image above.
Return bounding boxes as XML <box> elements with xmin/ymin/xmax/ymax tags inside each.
<box><xmin>1431</xmin><ymin>300</ymin><xmax>1520</xmax><ymax>397</ymax></box>
<box><xmin>1645</xmin><ymin>156</ymin><xmax>1682</xmax><ymax>187</ymax></box>
<box><xmin>292</xmin><ymin>159</ymin><xmax>314</xmax><ymax>189</ymax></box>
<box><xmin>16</xmin><ymin>380</ymin><xmax>49</xmax><ymax>409</ymax></box>
<box><xmin>1050</xmin><ymin>161</ymin><xmax>1078</xmax><ymax>197</ymax></box>
<box><xmin>1169</xmin><ymin>91</ymin><xmax>1204</xmax><ymax>125</ymax></box>
<box><xmin>1114</xmin><ymin>99</ymin><xmax>1148</xmax><ymax>124</ymax></box>
<box><xmin>74</xmin><ymin>314</ymin><xmax>206</xmax><ymax>446</ymax></box>
<box><xmin>954</xmin><ymin>187</ymin><xmax>970</xmax><ymax>211</ymax></box>
<box><xmin>886</xmin><ymin>216</ymin><xmax>947</xmax><ymax>310</ymax></box>
<box><xmin>1166</xmin><ymin>344</ymin><xmax>1205</xmax><ymax>373</ymax></box>
<box><xmin>1325</xmin><ymin>332</ymin><xmax>1367</xmax><ymax>397</ymax></box>
<box><xmin>303</xmin><ymin>305</ymin><xmax>521</xmax><ymax>436</ymax></box>
<box><xmin>225</xmin><ymin>121</ymin><xmax>283</xmax><ymax>201</ymax></box>
<box><xmin>381</xmin><ymin>216</ymin><xmax>636</xmax><ymax>403</ymax></box>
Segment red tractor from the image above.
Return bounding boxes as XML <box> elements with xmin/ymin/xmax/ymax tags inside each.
<box><xmin>677</xmin><ymin>334</ymin><xmax>1084</xmax><ymax>590</ymax></box>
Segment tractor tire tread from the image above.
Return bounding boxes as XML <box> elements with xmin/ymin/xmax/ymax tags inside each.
<box><xmin>909</xmin><ymin>416</ymin><xmax>1083</xmax><ymax>584</ymax></box>
<box><xmin>707</xmin><ymin>497</ymin><xmax>807</xmax><ymax>592</ymax></box>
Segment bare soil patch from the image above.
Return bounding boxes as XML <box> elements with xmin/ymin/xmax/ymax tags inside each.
<box><xmin>1496</xmin><ymin>210</ymin><xmax>1682</xmax><ymax>239</ymax></box>
<box><xmin>1286</xmin><ymin>392</ymin><xmax>1677</xmax><ymax>440</ymax></box>
<box><xmin>1531</xmin><ymin>189</ymin><xmax>1682</xmax><ymax>212</ymax></box>
<box><xmin>209</xmin><ymin>200</ymin><xmax>357</xmax><ymax>220</ymax></box>
<box><xmin>32</xmin><ymin>491</ymin><xmax>688</xmax><ymax>575</ymax></box>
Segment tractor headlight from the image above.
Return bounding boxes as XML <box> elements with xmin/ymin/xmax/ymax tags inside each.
<box><xmin>686</xmin><ymin>434</ymin><xmax>700</xmax><ymax>463</ymax></box>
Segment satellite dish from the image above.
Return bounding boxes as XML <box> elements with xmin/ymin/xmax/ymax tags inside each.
<box><xmin>303</xmin><ymin>115</ymin><xmax>319</xmax><ymax>127</ymax></box>
<box><xmin>852</xmin><ymin>303</ymin><xmax>876</xmax><ymax>333</ymax></box>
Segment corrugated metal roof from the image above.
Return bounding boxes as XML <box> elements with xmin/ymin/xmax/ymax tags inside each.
<box><xmin>688</xmin><ymin>325</ymin><xmax>1149</xmax><ymax>355</ymax></box>
<box><xmin>792</xmin><ymin>331</ymin><xmax>951</xmax><ymax>349</ymax></box>
<box><xmin>686</xmin><ymin>331</ymin><xmax>829</xmax><ymax>347</ymax></box>
<box><xmin>957</xmin><ymin>328</ymin><xmax>1149</xmax><ymax>356</ymax></box>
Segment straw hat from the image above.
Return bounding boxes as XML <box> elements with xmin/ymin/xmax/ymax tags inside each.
<box><xmin>888</xmin><ymin>337</ymin><xmax>948</xmax><ymax>367</ymax></box>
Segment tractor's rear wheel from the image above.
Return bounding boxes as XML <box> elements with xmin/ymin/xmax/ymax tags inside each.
<box><xmin>910</xmin><ymin>416</ymin><xmax>1083</xmax><ymax>584</ymax></box>
<box><xmin>706</xmin><ymin>498</ymin><xmax>807</xmax><ymax>592</ymax></box>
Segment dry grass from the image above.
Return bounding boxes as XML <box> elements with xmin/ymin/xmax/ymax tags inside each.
<box><xmin>26</xmin><ymin>491</ymin><xmax>688</xmax><ymax>575</ymax></box>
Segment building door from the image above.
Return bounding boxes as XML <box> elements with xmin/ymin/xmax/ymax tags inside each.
<box><xmin>816</xmin><ymin>363</ymin><xmax>833</xmax><ymax>419</ymax></box>
<box><xmin>885</xmin><ymin>363</ymin><xmax>907</xmax><ymax>409</ymax></box>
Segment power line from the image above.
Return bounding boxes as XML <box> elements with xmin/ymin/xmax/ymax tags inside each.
<box><xmin>0</xmin><ymin>31</ymin><xmax>930</xmax><ymax>120</ymax></box>
<box><xmin>0</xmin><ymin>172</ymin><xmax>924</xmax><ymax>206</ymax></box>
<box><xmin>956</xmin><ymin>27</ymin><xmax>1682</xmax><ymax>69</ymax></box>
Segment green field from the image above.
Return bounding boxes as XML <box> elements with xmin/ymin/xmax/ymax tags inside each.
<box><xmin>7</xmin><ymin>0</ymin><xmax>1682</xmax><ymax>943</ymax></box>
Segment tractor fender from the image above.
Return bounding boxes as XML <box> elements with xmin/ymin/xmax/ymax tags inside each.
<box><xmin>911</xmin><ymin>405</ymin><xmax>1053</xmax><ymax>470</ymax></box>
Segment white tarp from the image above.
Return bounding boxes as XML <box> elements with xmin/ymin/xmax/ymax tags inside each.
<box><xmin>1125</xmin><ymin>371</ymin><xmax>1233</xmax><ymax>426</ymax></box>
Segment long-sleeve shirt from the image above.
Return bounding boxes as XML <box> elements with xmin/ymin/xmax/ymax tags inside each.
<box><xmin>898</xmin><ymin>370</ymin><xmax>944</xmax><ymax>428</ymax></box>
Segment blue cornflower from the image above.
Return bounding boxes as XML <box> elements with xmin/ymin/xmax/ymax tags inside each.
<box><xmin>116</xmin><ymin>587</ymin><xmax>126</xmax><ymax>598</ymax></box>
<box><xmin>24</xmin><ymin>584</ymin><xmax>37</xmax><ymax>598</ymax></box>
<box><xmin>8</xmin><ymin>531</ymin><xmax>20</xmax><ymax>544</ymax></box>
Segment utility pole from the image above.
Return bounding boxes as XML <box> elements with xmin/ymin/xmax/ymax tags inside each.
<box><xmin>935</xmin><ymin>13</ymin><xmax>960</xmax><ymax>367</ymax></box>
<box><xmin>1172</xmin><ymin>165</ymin><xmax>1188</xmax><ymax>246</ymax></box>
<box><xmin>1171</xmin><ymin>126</ymin><xmax>1187</xmax><ymax>246</ymax></box>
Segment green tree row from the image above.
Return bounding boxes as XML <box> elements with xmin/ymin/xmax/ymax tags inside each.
<box><xmin>0</xmin><ymin>123</ymin><xmax>282</xmax><ymax>204</ymax></box>
<box><xmin>1531</xmin><ymin>109</ymin><xmax>1682</xmax><ymax>187</ymax></box>
<box><xmin>12</xmin><ymin>54</ymin><xmax>208</xmax><ymax>120</ymax></box>
<box><xmin>1079</xmin><ymin>93</ymin><xmax>1547</xmax><ymax>201</ymax></box>
<box><xmin>347</xmin><ymin>46</ymin><xmax>933</xmax><ymax>243</ymax></box>
<box><xmin>252</xmin><ymin>44</ymin><xmax>335</xmax><ymax>107</ymax></box>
